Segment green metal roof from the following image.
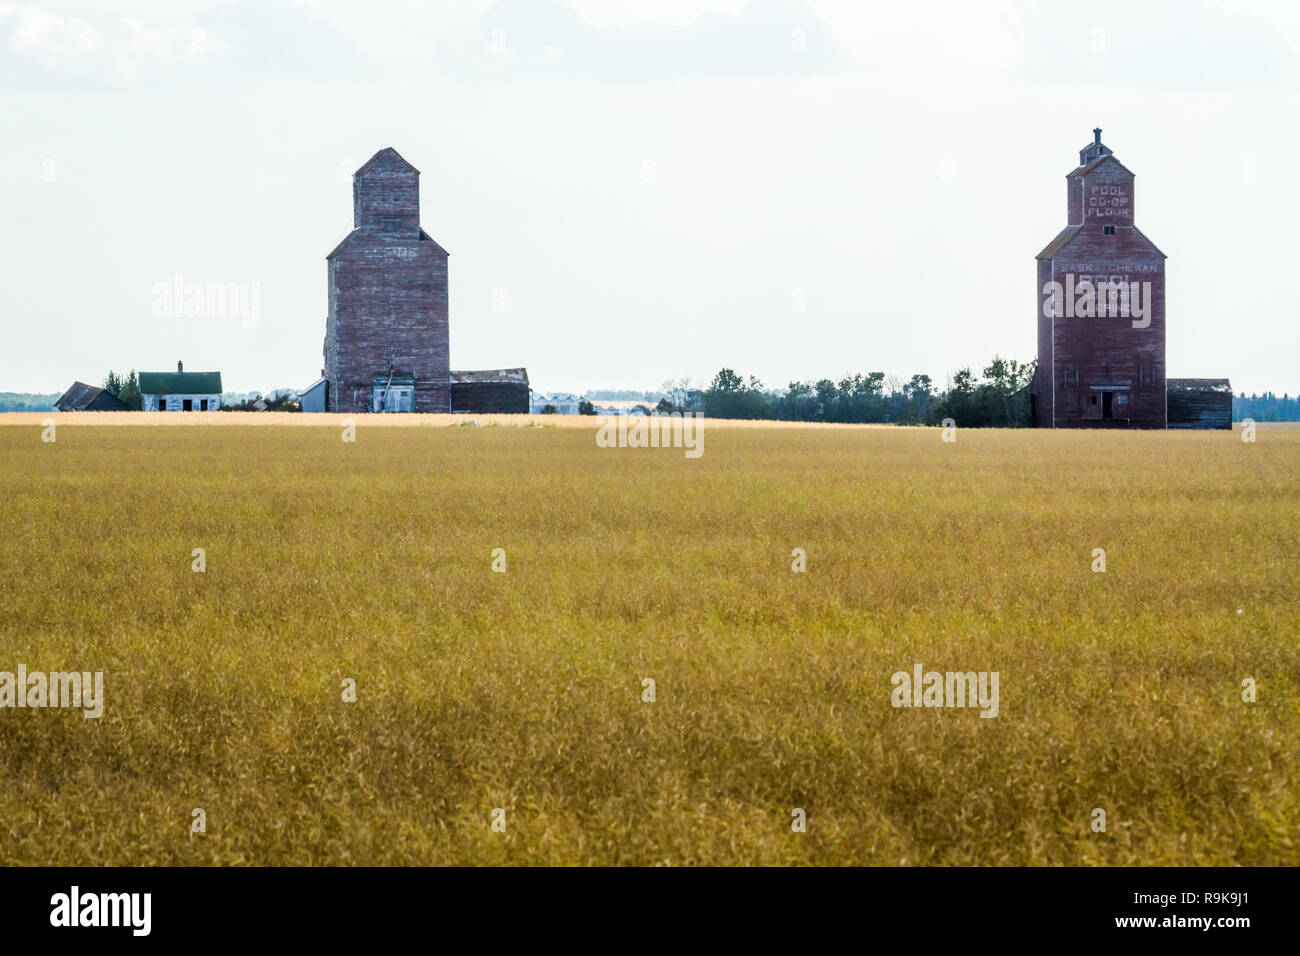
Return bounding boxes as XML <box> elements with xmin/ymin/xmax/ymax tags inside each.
<box><xmin>138</xmin><ymin>371</ymin><xmax>223</xmax><ymax>395</ymax></box>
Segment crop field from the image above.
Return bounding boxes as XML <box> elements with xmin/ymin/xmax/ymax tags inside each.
<box><xmin>0</xmin><ymin>416</ymin><xmax>1296</xmax><ymax>866</ymax></box>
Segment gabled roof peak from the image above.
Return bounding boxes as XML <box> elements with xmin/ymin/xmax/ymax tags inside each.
<box><xmin>1078</xmin><ymin>127</ymin><xmax>1113</xmax><ymax>167</ymax></box>
<box><xmin>1070</xmin><ymin>152</ymin><xmax>1134</xmax><ymax>178</ymax></box>
<box><xmin>355</xmin><ymin>146</ymin><xmax>420</xmax><ymax>177</ymax></box>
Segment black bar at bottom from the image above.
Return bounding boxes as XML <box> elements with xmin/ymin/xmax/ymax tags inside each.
<box><xmin>0</xmin><ymin>866</ymin><xmax>1282</xmax><ymax>943</ymax></box>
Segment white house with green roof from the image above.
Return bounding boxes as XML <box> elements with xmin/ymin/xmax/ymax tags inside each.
<box><xmin>139</xmin><ymin>361</ymin><xmax>223</xmax><ymax>412</ymax></box>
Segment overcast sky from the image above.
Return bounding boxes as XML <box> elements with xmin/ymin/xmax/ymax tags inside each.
<box><xmin>2</xmin><ymin>0</ymin><xmax>1298</xmax><ymax>395</ymax></box>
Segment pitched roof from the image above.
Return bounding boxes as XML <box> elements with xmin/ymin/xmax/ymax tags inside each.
<box><xmin>354</xmin><ymin>147</ymin><xmax>420</xmax><ymax>178</ymax></box>
<box><xmin>54</xmin><ymin>381</ymin><xmax>97</xmax><ymax>409</ymax></box>
<box><xmin>450</xmin><ymin>368</ymin><xmax>529</xmax><ymax>386</ymax></box>
<box><xmin>1035</xmin><ymin>223</ymin><xmax>1167</xmax><ymax>260</ymax></box>
<box><xmin>1168</xmin><ymin>378</ymin><xmax>1232</xmax><ymax>393</ymax></box>
<box><xmin>1068</xmin><ymin>153</ymin><xmax>1135</xmax><ymax>179</ymax></box>
<box><xmin>325</xmin><ymin>231</ymin><xmax>357</xmax><ymax>260</ymax></box>
<box><xmin>54</xmin><ymin>381</ymin><xmax>128</xmax><ymax>411</ymax></box>
<box><xmin>138</xmin><ymin>371</ymin><xmax>223</xmax><ymax>395</ymax></box>
<box><xmin>418</xmin><ymin>228</ymin><xmax>449</xmax><ymax>257</ymax></box>
<box><xmin>326</xmin><ymin>227</ymin><xmax>448</xmax><ymax>260</ymax></box>
<box><xmin>1036</xmin><ymin>226</ymin><xmax>1080</xmax><ymax>260</ymax></box>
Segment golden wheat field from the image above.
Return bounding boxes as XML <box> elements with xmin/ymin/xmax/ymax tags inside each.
<box><xmin>0</xmin><ymin>415</ymin><xmax>1296</xmax><ymax>866</ymax></box>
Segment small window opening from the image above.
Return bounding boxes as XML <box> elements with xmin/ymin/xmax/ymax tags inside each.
<box><xmin>1104</xmin><ymin>225</ymin><xmax>1116</xmax><ymax>235</ymax></box>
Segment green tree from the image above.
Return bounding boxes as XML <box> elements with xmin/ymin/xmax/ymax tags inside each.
<box><xmin>903</xmin><ymin>373</ymin><xmax>934</xmax><ymax>424</ymax></box>
<box><xmin>119</xmin><ymin>370</ymin><xmax>142</xmax><ymax>410</ymax></box>
<box><xmin>703</xmin><ymin>368</ymin><xmax>769</xmax><ymax>419</ymax></box>
<box><xmin>982</xmin><ymin>356</ymin><xmax>1036</xmax><ymax>426</ymax></box>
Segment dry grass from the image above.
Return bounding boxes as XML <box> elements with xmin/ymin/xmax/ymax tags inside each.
<box><xmin>0</xmin><ymin>419</ymin><xmax>1295</xmax><ymax>865</ymax></box>
<box><xmin>0</xmin><ymin>410</ymin><xmax>899</xmax><ymax>429</ymax></box>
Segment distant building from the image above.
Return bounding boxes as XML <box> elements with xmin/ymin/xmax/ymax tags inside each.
<box><xmin>318</xmin><ymin>147</ymin><xmax>529</xmax><ymax>415</ymax></box>
<box><xmin>139</xmin><ymin>361</ymin><xmax>222</xmax><ymax>411</ymax></box>
<box><xmin>1032</xmin><ymin>130</ymin><xmax>1229</xmax><ymax>429</ymax></box>
<box><xmin>298</xmin><ymin>374</ymin><xmax>328</xmax><ymax>413</ymax></box>
<box><xmin>323</xmin><ymin>147</ymin><xmax>450</xmax><ymax>413</ymax></box>
<box><xmin>54</xmin><ymin>382</ymin><xmax>129</xmax><ymax>412</ymax></box>
<box><xmin>530</xmin><ymin>392</ymin><xmax>581</xmax><ymax>414</ymax></box>
<box><xmin>451</xmin><ymin>368</ymin><xmax>529</xmax><ymax>413</ymax></box>
<box><xmin>1167</xmin><ymin>378</ymin><xmax>1233</xmax><ymax>429</ymax></box>
<box><xmin>1032</xmin><ymin>129</ymin><xmax>1166</xmax><ymax>428</ymax></box>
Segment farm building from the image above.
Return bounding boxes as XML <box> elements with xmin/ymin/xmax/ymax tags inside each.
<box><xmin>139</xmin><ymin>362</ymin><xmax>222</xmax><ymax>412</ymax></box>
<box><xmin>1167</xmin><ymin>378</ymin><xmax>1233</xmax><ymax>429</ymax></box>
<box><xmin>1031</xmin><ymin>130</ymin><xmax>1229</xmax><ymax>429</ymax></box>
<box><xmin>1031</xmin><ymin>130</ymin><xmax>1167</xmax><ymax>428</ymax></box>
<box><xmin>530</xmin><ymin>392</ymin><xmax>581</xmax><ymax>414</ymax></box>
<box><xmin>319</xmin><ymin>147</ymin><xmax>529</xmax><ymax>415</ymax></box>
<box><xmin>322</xmin><ymin>147</ymin><xmax>450</xmax><ymax>413</ymax></box>
<box><xmin>298</xmin><ymin>375</ymin><xmax>327</xmax><ymax>413</ymax></box>
<box><xmin>451</xmin><ymin>368</ymin><xmax>529</xmax><ymax>413</ymax></box>
<box><xmin>54</xmin><ymin>382</ymin><xmax>129</xmax><ymax>412</ymax></box>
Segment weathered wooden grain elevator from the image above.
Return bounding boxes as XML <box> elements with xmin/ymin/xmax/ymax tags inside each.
<box><xmin>323</xmin><ymin>147</ymin><xmax>451</xmax><ymax>413</ymax></box>
<box><xmin>1030</xmin><ymin>130</ymin><xmax>1230</xmax><ymax>429</ymax></box>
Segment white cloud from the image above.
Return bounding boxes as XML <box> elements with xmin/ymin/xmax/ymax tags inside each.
<box><xmin>0</xmin><ymin>3</ymin><xmax>101</xmax><ymax>68</ymax></box>
<box><xmin>0</xmin><ymin>4</ymin><xmax>225</xmax><ymax>78</ymax></box>
<box><xmin>117</xmin><ymin>17</ymin><xmax>226</xmax><ymax>75</ymax></box>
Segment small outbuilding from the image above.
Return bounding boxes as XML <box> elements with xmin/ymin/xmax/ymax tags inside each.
<box><xmin>139</xmin><ymin>361</ymin><xmax>223</xmax><ymax>412</ymax></box>
<box><xmin>54</xmin><ymin>382</ymin><xmax>129</xmax><ymax>412</ymax></box>
<box><xmin>451</xmin><ymin>368</ymin><xmax>530</xmax><ymax>413</ymax></box>
<box><xmin>298</xmin><ymin>375</ymin><xmax>328</xmax><ymax>413</ymax></box>
<box><xmin>1167</xmin><ymin>378</ymin><xmax>1233</xmax><ymax>429</ymax></box>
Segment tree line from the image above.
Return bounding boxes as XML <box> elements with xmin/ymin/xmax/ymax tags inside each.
<box><xmin>653</xmin><ymin>357</ymin><xmax>1036</xmax><ymax>427</ymax></box>
<box><xmin>1233</xmin><ymin>392</ymin><xmax>1300</xmax><ymax>422</ymax></box>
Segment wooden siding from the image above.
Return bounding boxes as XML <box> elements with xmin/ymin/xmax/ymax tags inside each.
<box><xmin>1033</xmin><ymin>142</ymin><xmax>1167</xmax><ymax>429</ymax></box>
<box><xmin>450</xmin><ymin>382</ymin><xmax>529</xmax><ymax>414</ymax></box>
<box><xmin>1168</xmin><ymin>380</ymin><xmax>1232</xmax><ymax>429</ymax></box>
<box><xmin>324</xmin><ymin>148</ymin><xmax>450</xmax><ymax>413</ymax></box>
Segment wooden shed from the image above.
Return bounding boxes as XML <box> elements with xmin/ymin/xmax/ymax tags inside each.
<box><xmin>54</xmin><ymin>382</ymin><xmax>129</xmax><ymax>412</ymax></box>
<box><xmin>450</xmin><ymin>368</ymin><xmax>530</xmax><ymax>413</ymax></box>
<box><xmin>1167</xmin><ymin>378</ymin><xmax>1233</xmax><ymax>429</ymax></box>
